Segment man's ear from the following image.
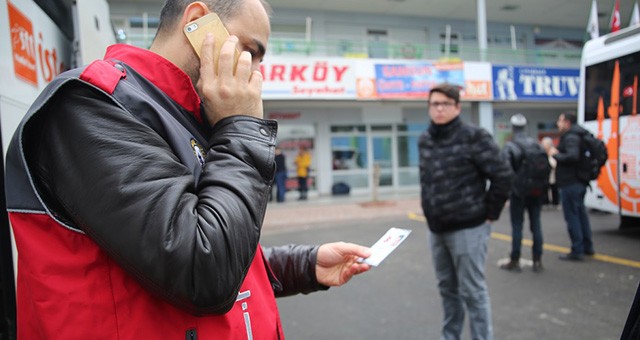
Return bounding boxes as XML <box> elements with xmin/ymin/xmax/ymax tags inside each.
<box><xmin>180</xmin><ymin>1</ymin><xmax>209</xmax><ymax>28</ymax></box>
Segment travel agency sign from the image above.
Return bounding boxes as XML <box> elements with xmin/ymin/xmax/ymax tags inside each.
<box><xmin>492</xmin><ymin>65</ymin><xmax>580</xmax><ymax>101</ymax></box>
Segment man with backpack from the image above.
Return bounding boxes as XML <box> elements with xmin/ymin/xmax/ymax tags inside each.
<box><xmin>500</xmin><ymin>114</ymin><xmax>550</xmax><ymax>272</ymax></box>
<box><xmin>550</xmin><ymin>112</ymin><xmax>598</xmax><ymax>261</ymax></box>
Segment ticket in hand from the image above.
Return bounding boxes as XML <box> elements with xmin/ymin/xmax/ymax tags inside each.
<box><xmin>359</xmin><ymin>227</ymin><xmax>412</xmax><ymax>267</ymax></box>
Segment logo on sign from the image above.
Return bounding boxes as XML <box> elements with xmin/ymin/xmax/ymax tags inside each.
<box><xmin>8</xmin><ymin>2</ymin><xmax>37</xmax><ymax>86</ymax></box>
<box><xmin>494</xmin><ymin>66</ymin><xmax>517</xmax><ymax>100</ymax></box>
<box><xmin>463</xmin><ymin>80</ymin><xmax>492</xmax><ymax>100</ymax></box>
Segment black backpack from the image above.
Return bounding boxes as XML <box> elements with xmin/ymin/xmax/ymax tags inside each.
<box><xmin>512</xmin><ymin>140</ymin><xmax>551</xmax><ymax>197</ymax></box>
<box><xmin>577</xmin><ymin>132</ymin><xmax>608</xmax><ymax>182</ymax></box>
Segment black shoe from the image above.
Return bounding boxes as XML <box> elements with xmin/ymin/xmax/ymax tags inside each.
<box><xmin>559</xmin><ymin>253</ymin><xmax>584</xmax><ymax>261</ymax></box>
<box><xmin>500</xmin><ymin>260</ymin><xmax>521</xmax><ymax>272</ymax></box>
<box><xmin>584</xmin><ymin>250</ymin><xmax>595</xmax><ymax>256</ymax></box>
<box><xmin>532</xmin><ymin>261</ymin><xmax>543</xmax><ymax>272</ymax></box>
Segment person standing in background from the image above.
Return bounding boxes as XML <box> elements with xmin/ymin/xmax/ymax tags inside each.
<box><xmin>541</xmin><ymin>137</ymin><xmax>559</xmax><ymax>209</ymax></box>
<box><xmin>499</xmin><ymin>114</ymin><xmax>548</xmax><ymax>273</ymax></box>
<box><xmin>550</xmin><ymin>112</ymin><xmax>595</xmax><ymax>261</ymax></box>
<box><xmin>274</xmin><ymin>146</ymin><xmax>287</xmax><ymax>202</ymax></box>
<box><xmin>295</xmin><ymin>145</ymin><xmax>312</xmax><ymax>200</ymax></box>
<box><xmin>419</xmin><ymin>83</ymin><xmax>513</xmax><ymax>340</ymax></box>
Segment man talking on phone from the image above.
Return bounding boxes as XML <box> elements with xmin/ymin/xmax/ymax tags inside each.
<box><xmin>5</xmin><ymin>0</ymin><xmax>371</xmax><ymax>338</ymax></box>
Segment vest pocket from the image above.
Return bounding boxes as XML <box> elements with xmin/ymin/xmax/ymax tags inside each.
<box><xmin>186</xmin><ymin>328</ymin><xmax>197</xmax><ymax>340</ymax></box>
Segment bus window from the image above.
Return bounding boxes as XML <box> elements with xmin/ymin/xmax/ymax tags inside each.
<box><xmin>584</xmin><ymin>50</ymin><xmax>640</xmax><ymax>121</ymax></box>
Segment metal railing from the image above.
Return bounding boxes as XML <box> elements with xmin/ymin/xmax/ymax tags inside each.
<box><xmin>267</xmin><ymin>38</ymin><xmax>582</xmax><ymax>67</ymax></box>
<box><xmin>118</xmin><ymin>33</ymin><xmax>582</xmax><ymax>68</ymax></box>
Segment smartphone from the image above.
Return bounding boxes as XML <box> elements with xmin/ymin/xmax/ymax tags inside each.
<box><xmin>184</xmin><ymin>12</ymin><xmax>240</xmax><ymax>71</ymax></box>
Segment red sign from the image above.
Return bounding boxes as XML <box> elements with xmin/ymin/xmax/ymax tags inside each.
<box><xmin>8</xmin><ymin>2</ymin><xmax>37</xmax><ymax>86</ymax></box>
<box><xmin>267</xmin><ymin>112</ymin><xmax>301</xmax><ymax>120</ymax></box>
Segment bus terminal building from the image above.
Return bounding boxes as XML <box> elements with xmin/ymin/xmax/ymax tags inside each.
<box><xmin>258</xmin><ymin>58</ymin><xmax>578</xmax><ymax>197</ymax></box>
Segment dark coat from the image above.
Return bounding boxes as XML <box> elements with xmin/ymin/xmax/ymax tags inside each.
<box><xmin>554</xmin><ymin>124</ymin><xmax>590</xmax><ymax>187</ymax></box>
<box><xmin>419</xmin><ymin>117</ymin><xmax>513</xmax><ymax>233</ymax></box>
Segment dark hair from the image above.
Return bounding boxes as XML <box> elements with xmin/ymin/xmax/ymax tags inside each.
<box><xmin>562</xmin><ymin>111</ymin><xmax>577</xmax><ymax>124</ymax></box>
<box><xmin>429</xmin><ymin>83</ymin><xmax>460</xmax><ymax>103</ymax></box>
<box><xmin>155</xmin><ymin>0</ymin><xmax>271</xmax><ymax>37</ymax></box>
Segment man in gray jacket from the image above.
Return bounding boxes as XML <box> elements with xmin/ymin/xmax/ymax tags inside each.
<box><xmin>419</xmin><ymin>83</ymin><xmax>513</xmax><ymax>340</ymax></box>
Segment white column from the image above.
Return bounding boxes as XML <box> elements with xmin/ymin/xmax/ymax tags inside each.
<box><xmin>476</xmin><ymin>0</ymin><xmax>493</xmax><ymax>135</ymax></box>
<box><xmin>477</xmin><ymin>0</ymin><xmax>487</xmax><ymax>61</ymax></box>
<box><xmin>477</xmin><ymin>102</ymin><xmax>494</xmax><ymax>135</ymax></box>
<box><xmin>315</xmin><ymin>122</ymin><xmax>332</xmax><ymax>196</ymax></box>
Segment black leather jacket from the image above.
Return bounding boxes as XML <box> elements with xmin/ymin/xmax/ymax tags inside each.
<box><xmin>419</xmin><ymin>117</ymin><xmax>513</xmax><ymax>233</ymax></box>
<box><xmin>23</xmin><ymin>74</ymin><xmax>324</xmax><ymax>315</ymax></box>
<box><xmin>554</xmin><ymin>124</ymin><xmax>589</xmax><ymax>187</ymax></box>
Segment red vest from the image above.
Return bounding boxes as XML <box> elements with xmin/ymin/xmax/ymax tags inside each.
<box><xmin>5</xmin><ymin>53</ymin><xmax>284</xmax><ymax>339</ymax></box>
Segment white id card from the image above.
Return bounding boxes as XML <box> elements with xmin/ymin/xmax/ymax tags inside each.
<box><xmin>359</xmin><ymin>227</ymin><xmax>411</xmax><ymax>267</ymax></box>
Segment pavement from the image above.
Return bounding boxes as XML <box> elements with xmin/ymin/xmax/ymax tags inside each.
<box><xmin>262</xmin><ymin>191</ymin><xmax>423</xmax><ymax>232</ymax></box>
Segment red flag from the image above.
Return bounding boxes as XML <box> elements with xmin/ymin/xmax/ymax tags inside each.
<box><xmin>610</xmin><ymin>0</ymin><xmax>621</xmax><ymax>32</ymax></box>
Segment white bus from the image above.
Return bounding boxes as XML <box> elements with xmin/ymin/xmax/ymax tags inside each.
<box><xmin>578</xmin><ymin>24</ymin><xmax>640</xmax><ymax>228</ymax></box>
<box><xmin>0</xmin><ymin>0</ymin><xmax>114</xmax><ymax>337</ymax></box>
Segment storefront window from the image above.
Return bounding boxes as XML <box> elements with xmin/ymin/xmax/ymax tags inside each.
<box><xmin>331</xmin><ymin>136</ymin><xmax>368</xmax><ymax>170</ymax></box>
<box><xmin>397</xmin><ymin>123</ymin><xmax>427</xmax><ymax>186</ymax></box>
<box><xmin>397</xmin><ymin>123</ymin><xmax>427</xmax><ymax>133</ymax></box>
<box><xmin>331</xmin><ymin>130</ymin><xmax>368</xmax><ymax>190</ymax></box>
<box><xmin>372</xmin><ymin>136</ymin><xmax>393</xmax><ymax>186</ymax></box>
<box><xmin>371</xmin><ymin>125</ymin><xmax>392</xmax><ymax>132</ymax></box>
<box><xmin>397</xmin><ymin>136</ymin><xmax>419</xmax><ymax>167</ymax></box>
<box><xmin>277</xmin><ymin>125</ymin><xmax>316</xmax><ymax>191</ymax></box>
<box><xmin>331</xmin><ymin>125</ymin><xmax>366</xmax><ymax>133</ymax></box>
<box><xmin>397</xmin><ymin>123</ymin><xmax>426</xmax><ymax>167</ymax></box>
<box><xmin>330</xmin><ymin>123</ymin><xmax>425</xmax><ymax>191</ymax></box>
<box><xmin>332</xmin><ymin>173</ymin><xmax>370</xmax><ymax>189</ymax></box>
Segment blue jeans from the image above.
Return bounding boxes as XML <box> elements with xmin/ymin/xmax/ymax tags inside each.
<box><xmin>430</xmin><ymin>223</ymin><xmax>493</xmax><ymax>340</ymax></box>
<box><xmin>275</xmin><ymin>171</ymin><xmax>287</xmax><ymax>202</ymax></box>
<box><xmin>509</xmin><ymin>194</ymin><xmax>543</xmax><ymax>261</ymax></box>
<box><xmin>559</xmin><ymin>182</ymin><xmax>594</xmax><ymax>255</ymax></box>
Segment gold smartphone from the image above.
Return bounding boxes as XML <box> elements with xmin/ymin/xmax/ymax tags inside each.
<box><xmin>184</xmin><ymin>12</ymin><xmax>240</xmax><ymax>71</ymax></box>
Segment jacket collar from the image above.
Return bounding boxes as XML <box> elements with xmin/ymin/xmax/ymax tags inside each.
<box><xmin>565</xmin><ymin>124</ymin><xmax>586</xmax><ymax>137</ymax></box>
<box><xmin>428</xmin><ymin>116</ymin><xmax>462</xmax><ymax>139</ymax></box>
<box><xmin>104</xmin><ymin>44</ymin><xmax>203</xmax><ymax>123</ymax></box>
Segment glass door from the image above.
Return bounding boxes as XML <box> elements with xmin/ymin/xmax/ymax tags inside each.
<box><xmin>371</xmin><ymin>135</ymin><xmax>393</xmax><ymax>188</ymax></box>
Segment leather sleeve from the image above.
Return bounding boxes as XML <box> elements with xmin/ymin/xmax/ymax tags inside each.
<box><xmin>262</xmin><ymin>245</ymin><xmax>329</xmax><ymax>297</ymax></box>
<box><xmin>554</xmin><ymin>132</ymin><xmax>581</xmax><ymax>164</ymax></box>
<box><xmin>26</xmin><ymin>82</ymin><xmax>275</xmax><ymax>315</ymax></box>
<box><xmin>499</xmin><ymin>141</ymin><xmax>520</xmax><ymax>172</ymax></box>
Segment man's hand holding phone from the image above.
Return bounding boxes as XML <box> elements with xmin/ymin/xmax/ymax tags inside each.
<box><xmin>185</xmin><ymin>13</ymin><xmax>263</xmax><ymax>126</ymax></box>
<box><xmin>196</xmin><ymin>33</ymin><xmax>264</xmax><ymax>126</ymax></box>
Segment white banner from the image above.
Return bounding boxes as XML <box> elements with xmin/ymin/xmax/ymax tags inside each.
<box><xmin>260</xmin><ymin>57</ymin><xmax>356</xmax><ymax>99</ymax></box>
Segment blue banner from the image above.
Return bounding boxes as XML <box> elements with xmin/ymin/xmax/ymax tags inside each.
<box><xmin>492</xmin><ymin>65</ymin><xmax>579</xmax><ymax>101</ymax></box>
<box><xmin>374</xmin><ymin>62</ymin><xmax>464</xmax><ymax>98</ymax></box>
